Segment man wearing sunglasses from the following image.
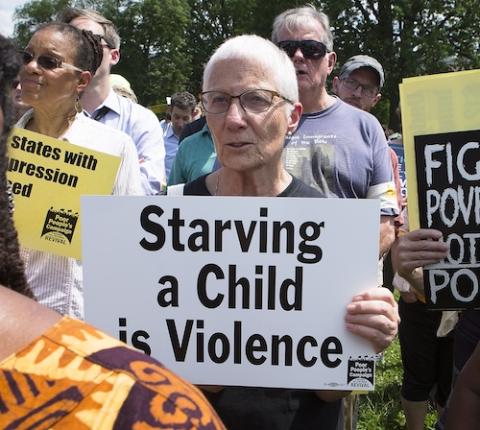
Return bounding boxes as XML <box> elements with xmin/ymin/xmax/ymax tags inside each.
<box><xmin>59</xmin><ymin>8</ymin><xmax>166</xmax><ymax>195</ymax></box>
<box><xmin>272</xmin><ymin>6</ymin><xmax>398</xmax><ymax>260</ymax></box>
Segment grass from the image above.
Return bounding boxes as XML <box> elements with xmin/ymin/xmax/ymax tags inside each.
<box><xmin>357</xmin><ymin>338</ymin><xmax>438</xmax><ymax>429</ymax></box>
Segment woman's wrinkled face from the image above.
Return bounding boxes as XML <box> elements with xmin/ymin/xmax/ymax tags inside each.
<box><xmin>204</xmin><ymin>58</ymin><xmax>295</xmax><ymax>173</ymax></box>
<box><xmin>19</xmin><ymin>27</ymin><xmax>81</xmax><ymax>109</ymax></box>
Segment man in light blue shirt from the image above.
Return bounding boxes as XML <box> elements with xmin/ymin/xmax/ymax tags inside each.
<box><xmin>61</xmin><ymin>8</ymin><xmax>166</xmax><ymax>195</ymax></box>
<box><xmin>162</xmin><ymin>91</ymin><xmax>197</xmax><ymax>178</ymax></box>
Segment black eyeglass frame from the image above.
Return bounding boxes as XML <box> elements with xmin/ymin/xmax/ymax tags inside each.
<box><xmin>277</xmin><ymin>39</ymin><xmax>329</xmax><ymax>60</ymax></box>
<box><xmin>340</xmin><ymin>77</ymin><xmax>379</xmax><ymax>98</ymax></box>
<box><xmin>200</xmin><ymin>88</ymin><xmax>294</xmax><ymax>114</ymax></box>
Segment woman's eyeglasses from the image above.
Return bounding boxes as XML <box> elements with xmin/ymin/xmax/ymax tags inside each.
<box><xmin>201</xmin><ymin>89</ymin><xmax>293</xmax><ymax>114</ymax></box>
<box><xmin>21</xmin><ymin>50</ymin><xmax>83</xmax><ymax>73</ymax></box>
<box><xmin>277</xmin><ymin>40</ymin><xmax>329</xmax><ymax>60</ymax></box>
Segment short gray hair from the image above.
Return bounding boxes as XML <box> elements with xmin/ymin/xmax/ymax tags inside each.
<box><xmin>271</xmin><ymin>5</ymin><xmax>333</xmax><ymax>52</ymax></box>
<box><xmin>203</xmin><ymin>35</ymin><xmax>298</xmax><ymax>106</ymax></box>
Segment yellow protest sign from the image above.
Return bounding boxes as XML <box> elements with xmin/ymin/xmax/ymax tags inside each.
<box><xmin>399</xmin><ymin>69</ymin><xmax>480</xmax><ymax>230</ymax></box>
<box><xmin>7</xmin><ymin>127</ymin><xmax>121</xmax><ymax>260</ymax></box>
<box><xmin>399</xmin><ymin>69</ymin><xmax>480</xmax><ymax>309</ymax></box>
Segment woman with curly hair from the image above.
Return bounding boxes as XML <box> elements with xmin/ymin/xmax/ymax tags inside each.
<box><xmin>0</xmin><ymin>35</ymin><xmax>30</xmax><ymax>297</ymax></box>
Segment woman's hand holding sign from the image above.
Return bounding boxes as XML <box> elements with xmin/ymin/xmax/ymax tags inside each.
<box><xmin>345</xmin><ymin>287</ymin><xmax>400</xmax><ymax>353</ymax></box>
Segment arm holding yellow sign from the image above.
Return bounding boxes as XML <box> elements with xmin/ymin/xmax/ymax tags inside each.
<box><xmin>13</xmin><ymin>22</ymin><xmax>143</xmax><ymax>318</ymax></box>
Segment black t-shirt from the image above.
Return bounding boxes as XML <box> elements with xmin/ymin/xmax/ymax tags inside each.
<box><xmin>184</xmin><ymin>174</ymin><xmax>324</xmax><ymax>198</ymax></box>
<box><xmin>185</xmin><ymin>174</ymin><xmax>341</xmax><ymax>430</ymax></box>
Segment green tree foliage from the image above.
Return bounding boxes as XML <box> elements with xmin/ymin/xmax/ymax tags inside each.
<box><xmin>13</xmin><ymin>0</ymin><xmax>72</xmax><ymax>46</ymax></box>
<box><xmin>327</xmin><ymin>0</ymin><xmax>480</xmax><ymax>129</ymax></box>
<box><xmin>12</xmin><ymin>0</ymin><xmax>480</xmax><ymax>128</ymax></box>
<box><xmin>112</xmin><ymin>0</ymin><xmax>191</xmax><ymax>105</ymax></box>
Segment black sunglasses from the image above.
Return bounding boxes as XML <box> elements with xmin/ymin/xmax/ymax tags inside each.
<box><xmin>277</xmin><ymin>40</ymin><xmax>328</xmax><ymax>60</ymax></box>
<box><xmin>20</xmin><ymin>50</ymin><xmax>82</xmax><ymax>72</ymax></box>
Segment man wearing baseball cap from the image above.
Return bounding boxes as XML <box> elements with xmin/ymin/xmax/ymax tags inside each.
<box><xmin>333</xmin><ymin>55</ymin><xmax>384</xmax><ymax>112</ymax></box>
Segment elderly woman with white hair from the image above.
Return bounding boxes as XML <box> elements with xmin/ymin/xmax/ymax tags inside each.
<box><xmin>175</xmin><ymin>34</ymin><xmax>399</xmax><ymax>430</ymax></box>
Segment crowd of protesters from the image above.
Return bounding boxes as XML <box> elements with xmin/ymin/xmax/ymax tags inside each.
<box><xmin>0</xmin><ymin>3</ymin><xmax>477</xmax><ymax>430</ymax></box>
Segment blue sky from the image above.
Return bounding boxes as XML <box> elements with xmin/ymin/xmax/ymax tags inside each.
<box><xmin>0</xmin><ymin>0</ymin><xmax>29</xmax><ymax>37</ymax></box>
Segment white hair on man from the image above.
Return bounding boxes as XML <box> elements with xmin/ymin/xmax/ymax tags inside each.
<box><xmin>271</xmin><ymin>5</ymin><xmax>334</xmax><ymax>52</ymax></box>
<box><xmin>202</xmin><ymin>34</ymin><xmax>299</xmax><ymax>108</ymax></box>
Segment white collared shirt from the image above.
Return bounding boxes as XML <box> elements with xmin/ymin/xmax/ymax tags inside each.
<box><xmin>17</xmin><ymin>111</ymin><xmax>143</xmax><ymax>318</ymax></box>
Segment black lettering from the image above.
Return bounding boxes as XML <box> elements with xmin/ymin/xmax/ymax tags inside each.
<box><xmin>214</xmin><ymin>220</ymin><xmax>231</xmax><ymax>251</ymax></box>
<box><xmin>132</xmin><ymin>330</ymin><xmax>151</xmax><ymax>355</ymax></box>
<box><xmin>297</xmin><ymin>336</ymin><xmax>318</xmax><ymax>367</ymax></box>
<box><xmin>271</xmin><ymin>335</ymin><xmax>293</xmax><ymax>366</ymax></box>
<box><xmin>279</xmin><ymin>267</ymin><xmax>303</xmax><ymax>311</ymax></box>
<box><xmin>268</xmin><ymin>265</ymin><xmax>276</xmax><ymax>309</ymax></box>
<box><xmin>228</xmin><ymin>265</ymin><xmax>250</xmax><ymax>309</ymax></box>
<box><xmin>166</xmin><ymin>319</ymin><xmax>193</xmax><ymax>361</ymax></box>
<box><xmin>118</xmin><ymin>317</ymin><xmax>127</xmax><ymax>343</ymax></box>
<box><xmin>11</xmin><ymin>134</ymin><xmax>21</xmax><ymax>149</ymax></box>
<box><xmin>52</xmin><ymin>147</ymin><xmax>61</xmax><ymax>160</ymax></box>
<box><xmin>259</xmin><ymin>207</ymin><xmax>268</xmax><ymax>252</ymax></box>
<box><xmin>208</xmin><ymin>332</ymin><xmax>230</xmax><ymax>363</ymax></box>
<box><xmin>188</xmin><ymin>219</ymin><xmax>209</xmax><ymax>251</ymax></box>
<box><xmin>139</xmin><ymin>205</ymin><xmax>165</xmax><ymax>251</ymax></box>
<box><xmin>245</xmin><ymin>334</ymin><xmax>267</xmax><ymax>365</ymax></box>
<box><xmin>272</xmin><ymin>221</ymin><xmax>295</xmax><ymax>254</ymax></box>
<box><xmin>197</xmin><ymin>264</ymin><xmax>224</xmax><ymax>308</ymax></box>
<box><xmin>298</xmin><ymin>221</ymin><xmax>324</xmax><ymax>264</ymax></box>
<box><xmin>169</xmin><ymin>208</ymin><xmax>185</xmax><ymax>251</ymax></box>
<box><xmin>233</xmin><ymin>320</ymin><xmax>242</xmax><ymax>364</ymax></box>
<box><xmin>196</xmin><ymin>320</ymin><xmax>204</xmax><ymax>362</ymax></box>
<box><xmin>321</xmin><ymin>336</ymin><xmax>342</xmax><ymax>368</ymax></box>
<box><xmin>254</xmin><ymin>266</ymin><xmax>263</xmax><ymax>309</ymax></box>
<box><xmin>35</xmin><ymin>165</ymin><xmax>44</xmax><ymax>178</ymax></box>
<box><xmin>157</xmin><ymin>275</ymin><xmax>179</xmax><ymax>307</ymax></box>
<box><xmin>234</xmin><ymin>219</ymin><xmax>257</xmax><ymax>252</ymax></box>
<box><xmin>26</xmin><ymin>140</ymin><xmax>36</xmax><ymax>154</ymax></box>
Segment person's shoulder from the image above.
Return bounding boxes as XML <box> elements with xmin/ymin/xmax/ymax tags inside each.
<box><xmin>183</xmin><ymin>174</ymin><xmax>210</xmax><ymax>196</ymax></box>
<box><xmin>179</xmin><ymin>127</ymin><xmax>209</xmax><ymax>148</ymax></box>
<box><xmin>77</xmin><ymin>114</ymin><xmax>132</xmax><ymax>142</ymax></box>
<box><xmin>127</xmin><ymin>98</ymin><xmax>160</xmax><ymax>121</ymax></box>
<box><xmin>282</xmin><ymin>176</ymin><xmax>325</xmax><ymax>198</ymax></box>
<box><xmin>43</xmin><ymin>318</ymin><xmax>225</xmax><ymax>429</ymax></box>
<box><xmin>72</xmin><ymin>115</ymin><xmax>135</xmax><ymax>157</ymax></box>
<box><xmin>114</xmin><ymin>93</ymin><xmax>161</xmax><ymax>126</ymax></box>
<box><xmin>337</xmin><ymin>100</ymin><xmax>385</xmax><ymax>135</ymax></box>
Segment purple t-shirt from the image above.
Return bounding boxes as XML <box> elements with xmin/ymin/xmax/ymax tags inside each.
<box><xmin>284</xmin><ymin>98</ymin><xmax>397</xmax><ymax>216</ymax></box>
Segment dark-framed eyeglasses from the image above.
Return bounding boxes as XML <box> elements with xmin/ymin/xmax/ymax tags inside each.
<box><xmin>341</xmin><ymin>77</ymin><xmax>378</xmax><ymax>97</ymax></box>
<box><xmin>201</xmin><ymin>89</ymin><xmax>293</xmax><ymax>114</ymax></box>
<box><xmin>21</xmin><ymin>50</ymin><xmax>83</xmax><ymax>73</ymax></box>
<box><xmin>277</xmin><ymin>40</ymin><xmax>329</xmax><ymax>60</ymax></box>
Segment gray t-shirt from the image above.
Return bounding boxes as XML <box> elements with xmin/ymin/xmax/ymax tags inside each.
<box><xmin>284</xmin><ymin>98</ymin><xmax>397</xmax><ymax>216</ymax></box>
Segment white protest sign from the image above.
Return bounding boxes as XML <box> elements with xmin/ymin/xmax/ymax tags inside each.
<box><xmin>82</xmin><ymin>195</ymin><xmax>379</xmax><ymax>391</ymax></box>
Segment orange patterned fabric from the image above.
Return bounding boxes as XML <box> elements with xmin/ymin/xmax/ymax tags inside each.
<box><xmin>0</xmin><ymin>317</ymin><xmax>225</xmax><ymax>429</ymax></box>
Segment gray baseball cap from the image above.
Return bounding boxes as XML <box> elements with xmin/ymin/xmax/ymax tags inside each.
<box><xmin>339</xmin><ymin>55</ymin><xmax>385</xmax><ymax>88</ymax></box>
